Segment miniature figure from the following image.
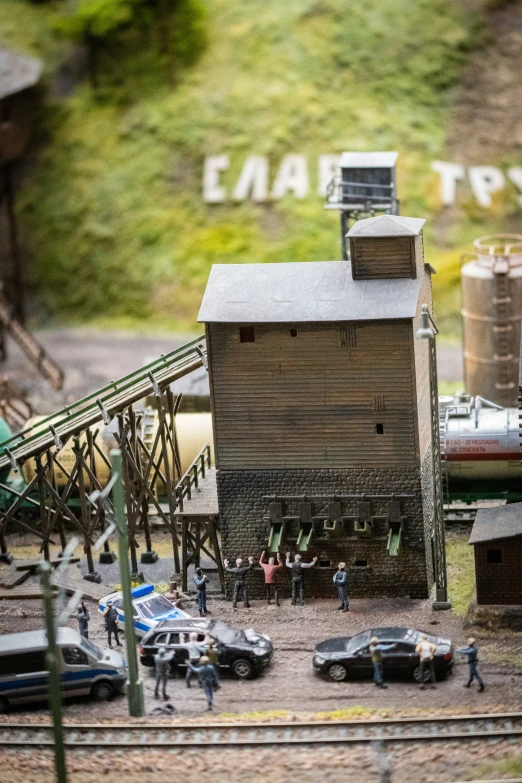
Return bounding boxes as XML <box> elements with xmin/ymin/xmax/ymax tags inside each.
<box><xmin>193</xmin><ymin>567</ymin><xmax>209</xmax><ymax>616</ymax></box>
<box><xmin>285</xmin><ymin>552</ymin><xmax>318</xmax><ymax>605</ymax></box>
<box><xmin>76</xmin><ymin>602</ymin><xmax>90</xmax><ymax>638</ymax></box>
<box><xmin>103</xmin><ymin>600</ymin><xmax>122</xmax><ymax>648</ymax></box>
<box><xmin>457</xmin><ymin>638</ymin><xmax>485</xmax><ymax>692</ymax></box>
<box><xmin>369</xmin><ymin>637</ymin><xmax>396</xmax><ymax>689</ymax></box>
<box><xmin>154</xmin><ymin>646</ymin><xmax>174</xmax><ymax>701</ymax></box>
<box><xmin>259</xmin><ymin>550</ymin><xmax>283</xmax><ymax>605</ymax></box>
<box><xmin>333</xmin><ymin>562</ymin><xmax>349</xmax><ymax>612</ymax></box>
<box><xmin>187</xmin><ymin>655</ymin><xmax>220</xmax><ymax>711</ymax></box>
<box><xmin>185</xmin><ymin>631</ymin><xmax>205</xmax><ymax>688</ymax></box>
<box><xmin>223</xmin><ymin>556</ymin><xmax>255</xmax><ymax>608</ymax></box>
<box><xmin>205</xmin><ymin>635</ymin><xmax>220</xmax><ymax>674</ymax></box>
<box><xmin>415</xmin><ymin>634</ymin><xmax>437</xmax><ymax>690</ymax></box>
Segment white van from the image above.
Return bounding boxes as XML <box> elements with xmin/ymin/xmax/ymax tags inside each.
<box><xmin>0</xmin><ymin>628</ymin><xmax>127</xmax><ymax>711</ymax></box>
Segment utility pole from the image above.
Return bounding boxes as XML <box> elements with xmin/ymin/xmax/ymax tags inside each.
<box><xmin>40</xmin><ymin>561</ymin><xmax>67</xmax><ymax>783</ymax></box>
<box><xmin>110</xmin><ymin>448</ymin><xmax>144</xmax><ymax>716</ymax></box>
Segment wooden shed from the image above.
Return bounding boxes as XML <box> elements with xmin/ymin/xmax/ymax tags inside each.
<box><xmin>198</xmin><ymin>214</ymin><xmax>439</xmax><ymax>599</ymax></box>
<box><xmin>470</xmin><ymin>503</ymin><xmax>522</xmax><ymax>606</ymax></box>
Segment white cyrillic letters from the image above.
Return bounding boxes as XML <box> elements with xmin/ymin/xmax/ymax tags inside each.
<box><xmin>468</xmin><ymin>166</ymin><xmax>505</xmax><ymax>208</ymax></box>
<box><xmin>431</xmin><ymin>160</ymin><xmax>465</xmax><ymax>206</ymax></box>
<box><xmin>317</xmin><ymin>154</ymin><xmax>341</xmax><ymax>196</ymax></box>
<box><xmin>271</xmin><ymin>155</ymin><xmax>309</xmax><ymax>199</ymax></box>
<box><xmin>203</xmin><ymin>155</ymin><xmax>229</xmax><ymax>203</ymax></box>
<box><xmin>507</xmin><ymin>167</ymin><xmax>522</xmax><ymax>206</ymax></box>
<box><xmin>232</xmin><ymin>156</ymin><xmax>269</xmax><ymax>202</ymax></box>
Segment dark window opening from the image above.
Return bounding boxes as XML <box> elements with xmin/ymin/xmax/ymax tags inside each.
<box><xmin>354</xmin><ymin>559</ymin><xmax>368</xmax><ymax>568</ymax></box>
<box><xmin>486</xmin><ymin>548</ymin><xmax>502</xmax><ymax>564</ymax></box>
<box><xmin>1</xmin><ymin>104</ymin><xmax>12</xmax><ymax>123</ymax></box>
<box><xmin>318</xmin><ymin>560</ymin><xmax>331</xmax><ymax>568</ymax></box>
<box><xmin>290</xmin><ymin>328</ymin><xmax>298</xmax><ymax>337</ymax></box>
<box><xmin>376</xmin><ymin>423</ymin><xmax>384</xmax><ymax>435</ymax></box>
<box><xmin>239</xmin><ymin>326</ymin><xmax>255</xmax><ymax>343</ymax></box>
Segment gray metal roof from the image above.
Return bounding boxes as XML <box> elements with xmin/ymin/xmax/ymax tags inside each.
<box><xmin>0</xmin><ymin>47</ymin><xmax>42</xmax><ymax>101</ymax></box>
<box><xmin>347</xmin><ymin>215</ymin><xmax>425</xmax><ymax>238</ymax></box>
<box><xmin>469</xmin><ymin>502</ymin><xmax>522</xmax><ymax>545</ymax></box>
<box><xmin>340</xmin><ymin>151</ymin><xmax>398</xmax><ymax>169</ymax></box>
<box><xmin>198</xmin><ymin>261</ymin><xmax>421</xmax><ymax>323</ymax></box>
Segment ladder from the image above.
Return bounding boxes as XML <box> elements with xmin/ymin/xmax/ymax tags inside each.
<box><xmin>0</xmin><ymin>294</ymin><xmax>64</xmax><ymax>391</ymax></box>
<box><xmin>439</xmin><ymin>406</ymin><xmax>450</xmax><ymax>508</ymax></box>
<box><xmin>0</xmin><ymin>335</ymin><xmax>206</xmax><ymax>473</ymax></box>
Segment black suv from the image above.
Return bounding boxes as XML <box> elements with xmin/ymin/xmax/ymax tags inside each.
<box><xmin>139</xmin><ymin>618</ymin><xmax>273</xmax><ymax>679</ymax></box>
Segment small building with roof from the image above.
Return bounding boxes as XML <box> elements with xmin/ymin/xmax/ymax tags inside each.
<box><xmin>198</xmin><ymin>213</ymin><xmax>439</xmax><ymax>599</ymax></box>
<box><xmin>470</xmin><ymin>503</ymin><xmax>522</xmax><ymax>606</ymax></box>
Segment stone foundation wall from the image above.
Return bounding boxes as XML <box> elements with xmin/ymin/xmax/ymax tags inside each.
<box><xmin>217</xmin><ymin>467</ymin><xmax>431</xmax><ymax>600</ymax></box>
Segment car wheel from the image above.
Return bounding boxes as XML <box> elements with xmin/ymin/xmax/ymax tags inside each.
<box><xmin>327</xmin><ymin>663</ymin><xmax>348</xmax><ymax>682</ymax></box>
<box><xmin>412</xmin><ymin>665</ymin><xmax>431</xmax><ymax>683</ymax></box>
<box><xmin>91</xmin><ymin>681</ymin><xmax>114</xmax><ymax>702</ymax></box>
<box><xmin>0</xmin><ymin>696</ymin><xmax>8</xmax><ymax>714</ymax></box>
<box><xmin>232</xmin><ymin>658</ymin><xmax>254</xmax><ymax>679</ymax></box>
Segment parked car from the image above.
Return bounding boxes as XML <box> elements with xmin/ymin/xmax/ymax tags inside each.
<box><xmin>139</xmin><ymin>618</ymin><xmax>273</xmax><ymax>679</ymax></box>
<box><xmin>98</xmin><ymin>583</ymin><xmax>191</xmax><ymax>638</ymax></box>
<box><xmin>313</xmin><ymin>627</ymin><xmax>454</xmax><ymax>683</ymax></box>
<box><xmin>0</xmin><ymin>628</ymin><xmax>126</xmax><ymax>712</ymax></box>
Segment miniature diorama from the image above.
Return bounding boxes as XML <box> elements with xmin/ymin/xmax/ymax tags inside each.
<box><xmin>3</xmin><ymin>3</ymin><xmax>522</xmax><ymax>780</ymax></box>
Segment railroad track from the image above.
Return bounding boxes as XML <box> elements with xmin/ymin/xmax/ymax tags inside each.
<box><xmin>1</xmin><ymin>712</ymin><xmax>522</xmax><ymax>747</ymax></box>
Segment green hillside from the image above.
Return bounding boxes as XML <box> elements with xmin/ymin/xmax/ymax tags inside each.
<box><xmin>0</xmin><ymin>0</ymin><xmax>505</xmax><ymax>334</ymax></box>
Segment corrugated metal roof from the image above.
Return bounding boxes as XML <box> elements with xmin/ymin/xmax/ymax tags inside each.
<box><xmin>198</xmin><ymin>261</ymin><xmax>421</xmax><ymax>323</ymax></box>
<box><xmin>340</xmin><ymin>151</ymin><xmax>398</xmax><ymax>169</ymax></box>
<box><xmin>469</xmin><ymin>502</ymin><xmax>522</xmax><ymax>544</ymax></box>
<box><xmin>347</xmin><ymin>215</ymin><xmax>425</xmax><ymax>238</ymax></box>
<box><xmin>0</xmin><ymin>47</ymin><xmax>42</xmax><ymax>101</ymax></box>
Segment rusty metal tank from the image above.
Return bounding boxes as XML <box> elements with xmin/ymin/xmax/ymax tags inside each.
<box><xmin>461</xmin><ymin>234</ymin><xmax>522</xmax><ymax>407</ymax></box>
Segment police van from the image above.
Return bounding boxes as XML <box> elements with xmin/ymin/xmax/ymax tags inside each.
<box><xmin>0</xmin><ymin>628</ymin><xmax>127</xmax><ymax>711</ymax></box>
<box><xmin>98</xmin><ymin>583</ymin><xmax>191</xmax><ymax>638</ymax></box>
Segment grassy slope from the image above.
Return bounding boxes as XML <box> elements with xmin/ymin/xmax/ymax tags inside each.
<box><xmin>1</xmin><ymin>0</ymin><xmax>492</xmax><ymax>331</ymax></box>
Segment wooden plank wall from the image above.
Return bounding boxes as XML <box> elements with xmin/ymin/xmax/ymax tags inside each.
<box><xmin>351</xmin><ymin>236</ymin><xmax>415</xmax><ymax>279</ymax></box>
<box><xmin>208</xmin><ymin>320</ymin><xmax>418</xmax><ymax>470</ymax></box>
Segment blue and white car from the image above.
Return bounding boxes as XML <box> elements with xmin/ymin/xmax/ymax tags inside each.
<box><xmin>98</xmin><ymin>584</ymin><xmax>191</xmax><ymax>638</ymax></box>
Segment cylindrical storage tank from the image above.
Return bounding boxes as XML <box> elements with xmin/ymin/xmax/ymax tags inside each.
<box><xmin>461</xmin><ymin>234</ymin><xmax>522</xmax><ymax>406</ymax></box>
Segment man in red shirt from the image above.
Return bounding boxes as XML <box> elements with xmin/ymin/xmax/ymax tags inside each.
<box><xmin>259</xmin><ymin>551</ymin><xmax>283</xmax><ymax>606</ymax></box>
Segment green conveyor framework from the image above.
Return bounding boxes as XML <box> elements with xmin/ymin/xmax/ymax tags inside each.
<box><xmin>297</xmin><ymin>524</ymin><xmax>314</xmax><ymax>552</ymax></box>
<box><xmin>387</xmin><ymin>526</ymin><xmax>402</xmax><ymax>556</ymax></box>
<box><xmin>0</xmin><ymin>335</ymin><xmax>207</xmax><ymax>473</ymax></box>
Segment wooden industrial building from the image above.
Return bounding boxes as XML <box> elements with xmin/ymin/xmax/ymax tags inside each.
<box><xmin>198</xmin><ymin>214</ymin><xmax>439</xmax><ymax>599</ymax></box>
<box><xmin>470</xmin><ymin>503</ymin><xmax>522</xmax><ymax>606</ymax></box>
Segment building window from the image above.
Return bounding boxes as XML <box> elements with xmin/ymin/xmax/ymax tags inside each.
<box><xmin>373</xmin><ymin>394</ymin><xmax>385</xmax><ymax>411</ymax></box>
<box><xmin>290</xmin><ymin>328</ymin><xmax>298</xmax><ymax>337</ymax></box>
<box><xmin>486</xmin><ymin>548</ymin><xmax>502</xmax><ymax>564</ymax></box>
<box><xmin>340</xmin><ymin>325</ymin><xmax>357</xmax><ymax>348</ymax></box>
<box><xmin>354</xmin><ymin>559</ymin><xmax>368</xmax><ymax>568</ymax></box>
<box><xmin>376</xmin><ymin>423</ymin><xmax>384</xmax><ymax>435</ymax></box>
<box><xmin>318</xmin><ymin>560</ymin><xmax>331</xmax><ymax>568</ymax></box>
<box><xmin>239</xmin><ymin>326</ymin><xmax>255</xmax><ymax>343</ymax></box>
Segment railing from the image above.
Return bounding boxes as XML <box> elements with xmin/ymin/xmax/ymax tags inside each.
<box><xmin>176</xmin><ymin>442</ymin><xmax>212</xmax><ymax>509</ymax></box>
<box><xmin>325</xmin><ymin>175</ymin><xmax>396</xmax><ymax>208</ymax></box>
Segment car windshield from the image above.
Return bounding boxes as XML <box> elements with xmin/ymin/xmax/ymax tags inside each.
<box><xmin>209</xmin><ymin>621</ymin><xmax>242</xmax><ymax>645</ymax></box>
<box><xmin>139</xmin><ymin>596</ymin><xmax>176</xmax><ymax>619</ymax></box>
<box><xmin>345</xmin><ymin>631</ymin><xmax>371</xmax><ymax>653</ymax></box>
<box><xmin>81</xmin><ymin>638</ymin><xmax>104</xmax><ymax>660</ymax></box>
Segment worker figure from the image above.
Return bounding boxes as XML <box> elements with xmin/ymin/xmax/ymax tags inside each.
<box><xmin>187</xmin><ymin>655</ymin><xmax>220</xmax><ymax>711</ymax></box>
<box><xmin>457</xmin><ymin>638</ymin><xmax>485</xmax><ymax>692</ymax></box>
<box><xmin>223</xmin><ymin>556</ymin><xmax>255</xmax><ymax>608</ymax></box>
<box><xmin>369</xmin><ymin>637</ymin><xmax>396</xmax><ymax>689</ymax></box>
<box><xmin>259</xmin><ymin>550</ymin><xmax>283</xmax><ymax>605</ymax></box>
<box><xmin>154</xmin><ymin>646</ymin><xmax>174</xmax><ymax>701</ymax></box>
<box><xmin>193</xmin><ymin>567</ymin><xmax>209</xmax><ymax>616</ymax></box>
<box><xmin>204</xmin><ymin>635</ymin><xmax>220</xmax><ymax>682</ymax></box>
<box><xmin>285</xmin><ymin>552</ymin><xmax>318</xmax><ymax>606</ymax></box>
<box><xmin>415</xmin><ymin>634</ymin><xmax>437</xmax><ymax>690</ymax></box>
<box><xmin>103</xmin><ymin>600</ymin><xmax>122</xmax><ymax>648</ymax></box>
<box><xmin>76</xmin><ymin>602</ymin><xmax>90</xmax><ymax>639</ymax></box>
<box><xmin>333</xmin><ymin>562</ymin><xmax>349</xmax><ymax>612</ymax></box>
<box><xmin>185</xmin><ymin>631</ymin><xmax>206</xmax><ymax>688</ymax></box>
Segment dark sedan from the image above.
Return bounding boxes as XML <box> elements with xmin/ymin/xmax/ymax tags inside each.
<box><xmin>139</xmin><ymin>618</ymin><xmax>273</xmax><ymax>679</ymax></box>
<box><xmin>313</xmin><ymin>627</ymin><xmax>454</xmax><ymax>683</ymax></box>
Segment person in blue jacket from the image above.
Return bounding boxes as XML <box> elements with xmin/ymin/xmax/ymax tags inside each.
<box><xmin>369</xmin><ymin>637</ymin><xmax>396</xmax><ymax>689</ymax></box>
<box><xmin>457</xmin><ymin>638</ymin><xmax>485</xmax><ymax>692</ymax></box>
<box><xmin>333</xmin><ymin>562</ymin><xmax>349</xmax><ymax>612</ymax></box>
<box><xmin>187</xmin><ymin>655</ymin><xmax>220</xmax><ymax>711</ymax></box>
<box><xmin>193</xmin><ymin>567</ymin><xmax>209</xmax><ymax>616</ymax></box>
